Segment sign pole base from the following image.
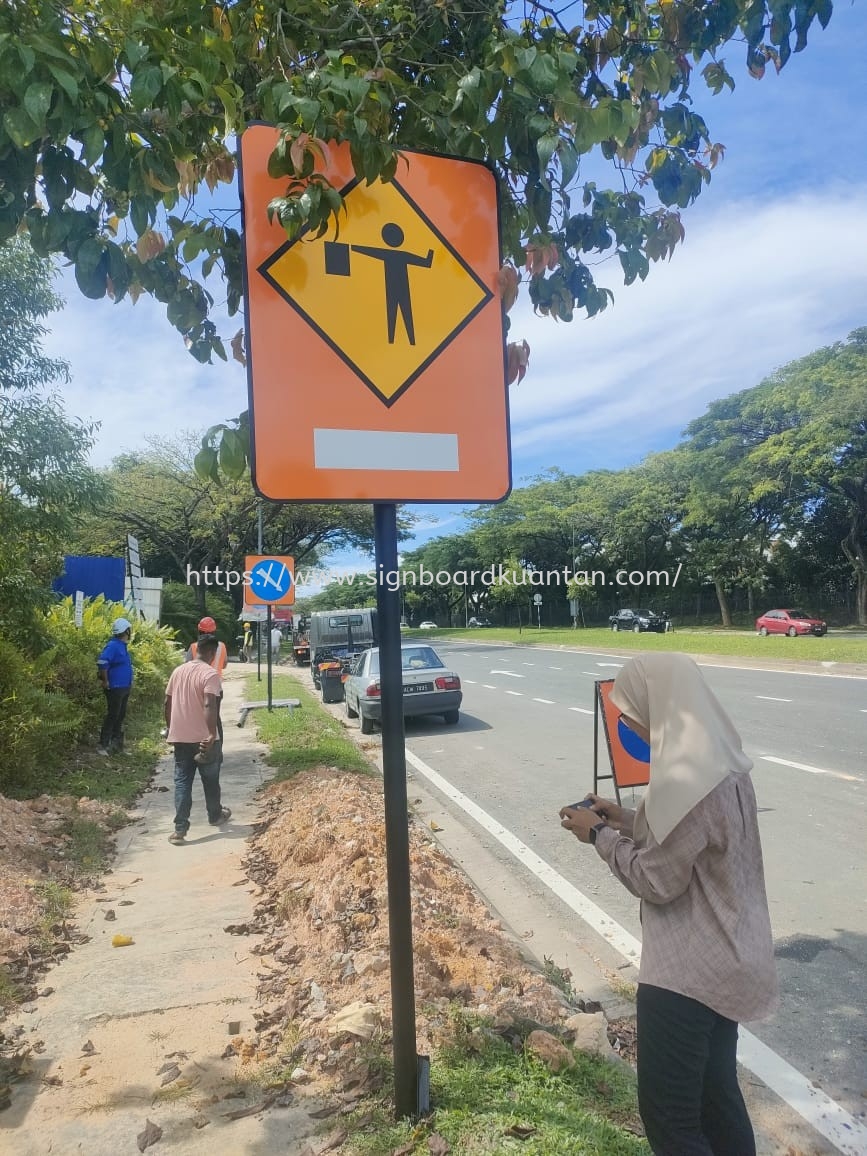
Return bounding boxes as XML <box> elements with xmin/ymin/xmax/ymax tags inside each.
<box><xmin>374</xmin><ymin>502</ymin><xmax>421</xmax><ymax>1120</ymax></box>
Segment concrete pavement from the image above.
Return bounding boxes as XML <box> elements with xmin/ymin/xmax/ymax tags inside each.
<box><xmin>2</xmin><ymin>670</ymin><xmax>323</xmax><ymax>1156</ymax></box>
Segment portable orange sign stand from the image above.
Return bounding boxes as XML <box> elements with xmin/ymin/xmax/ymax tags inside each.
<box><xmin>593</xmin><ymin>679</ymin><xmax>651</xmax><ymax>801</ymax></box>
<box><xmin>238</xmin><ymin>125</ymin><xmax>511</xmax><ymax>503</ymax></box>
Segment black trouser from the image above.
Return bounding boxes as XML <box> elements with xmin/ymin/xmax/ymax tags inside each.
<box><xmin>636</xmin><ymin>984</ymin><xmax>755</xmax><ymax>1156</ymax></box>
<box><xmin>217</xmin><ymin>691</ymin><xmax>223</xmax><ymax>742</ymax></box>
<box><xmin>100</xmin><ymin>687</ymin><xmax>130</xmax><ymax>750</ymax></box>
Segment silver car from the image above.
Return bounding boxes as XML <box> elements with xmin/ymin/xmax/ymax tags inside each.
<box><xmin>343</xmin><ymin>643</ymin><xmax>462</xmax><ymax>734</ymax></box>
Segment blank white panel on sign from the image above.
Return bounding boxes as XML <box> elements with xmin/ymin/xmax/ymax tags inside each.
<box><xmin>313</xmin><ymin>429</ymin><xmax>459</xmax><ymax>471</ymax></box>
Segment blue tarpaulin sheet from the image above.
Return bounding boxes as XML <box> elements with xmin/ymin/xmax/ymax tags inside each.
<box><xmin>54</xmin><ymin>556</ymin><xmax>125</xmax><ymax>603</ymax></box>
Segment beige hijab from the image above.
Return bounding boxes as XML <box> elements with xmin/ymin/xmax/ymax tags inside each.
<box><xmin>609</xmin><ymin>653</ymin><xmax>752</xmax><ymax>844</ymax></box>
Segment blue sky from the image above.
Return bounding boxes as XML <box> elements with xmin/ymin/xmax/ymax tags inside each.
<box><xmin>42</xmin><ymin>4</ymin><xmax>867</xmax><ymax>578</ymax></box>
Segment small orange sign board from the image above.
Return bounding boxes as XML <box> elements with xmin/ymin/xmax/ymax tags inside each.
<box><xmin>594</xmin><ymin>679</ymin><xmax>651</xmax><ymax>798</ymax></box>
<box><xmin>238</xmin><ymin>125</ymin><xmax>511</xmax><ymax>502</ymax></box>
<box><xmin>243</xmin><ymin>555</ymin><xmax>295</xmax><ymax>606</ymax></box>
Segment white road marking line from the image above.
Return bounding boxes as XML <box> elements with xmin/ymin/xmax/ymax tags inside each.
<box><xmin>596</xmin><ymin>663</ymin><xmax>624</xmax><ymax>668</ymax></box>
<box><xmin>505</xmin><ymin>690</ymin><xmax>523</xmax><ymax>696</ymax></box>
<box><xmin>533</xmin><ymin>698</ymin><xmax>555</xmax><ymax>704</ymax></box>
<box><xmin>463</xmin><ymin>679</ymin><xmax>477</xmax><ymax>684</ymax></box>
<box><xmin>761</xmin><ymin>756</ymin><xmax>860</xmax><ymax>783</ymax></box>
<box><xmin>481</xmin><ymin>684</ymin><xmax>496</xmax><ymax>689</ymax></box>
<box><xmin>522</xmin><ymin>662</ymin><xmax>535</xmax><ymax>666</ymax></box>
<box><xmin>549</xmin><ymin>665</ymin><xmax>563</xmax><ymax>670</ymax></box>
<box><xmin>569</xmin><ymin>707</ymin><xmax>594</xmax><ymax>715</ymax></box>
<box><xmin>403</xmin><ymin>748</ymin><xmax>867</xmax><ymax>1155</ymax></box>
<box><xmin>582</xmin><ymin>671</ymin><xmax>602</xmax><ymax>677</ymax></box>
<box><xmin>756</xmin><ymin>695</ymin><xmax>792</xmax><ymax>702</ymax></box>
<box><xmin>490</xmin><ymin>670</ymin><xmax>524</xmax><ymax>677</ymax></box>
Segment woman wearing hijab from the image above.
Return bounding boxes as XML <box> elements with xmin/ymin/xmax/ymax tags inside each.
<box><xmin>560</xmin><ymin>653</ymin><xmax>777</xmax><ymax>1156</ymax></box>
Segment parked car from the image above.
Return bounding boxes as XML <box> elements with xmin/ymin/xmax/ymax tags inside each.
<box><xmin>343</xmin><ymin>643</ymin><xmax>462</xmax><ymax>734</ymax></box>
<box><xmin>755</xmin><ymin>609</ymin><xmax>827</xmax><ymax>637</ymax></box>
<box><xmin>468</xmin><ymin>617</ymin><xmax>493</xmax><ymax>628</ymax></box>
<box><xmin>609</xmin><ymin>608</ymin><xmax>666</xmax><ymax>633</ymax></box>
<box><xmin>418</xmin><ymin>620</ymin><xmax>438</xmax><ymax>630</ymax></box>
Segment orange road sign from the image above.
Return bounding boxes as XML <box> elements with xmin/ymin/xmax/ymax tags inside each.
<box><xmin>244</xmin><ymin>555</ymin><xmax>295</xmax><ymax>606</ymax></box>
<box><xmin>238</xmin><ymin>125</ymin><xmax>511</xmax><ymax>502</ymax></box>
<box><xmin>594</xmin><ymin>679</ymin><xmax>651</xmax><ymax>797</ymax></box>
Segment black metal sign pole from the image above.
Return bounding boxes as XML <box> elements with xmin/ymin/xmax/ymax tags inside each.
<box><xmin>266</xmin><ymin>603</ymin><xmax>273</xmax><ymax>711</ymax></box>
<box><xmin>373</xmin><ymin>502</ymin><xmax>422</xmax><ymax>1119</ymax></box>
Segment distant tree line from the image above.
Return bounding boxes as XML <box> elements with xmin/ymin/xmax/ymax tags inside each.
<box><xmin>310</xmin><ymin>330</ymin><xmax>867</xmax><ymax>628</ymax></box>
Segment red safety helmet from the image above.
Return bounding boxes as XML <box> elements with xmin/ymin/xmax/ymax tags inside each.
<box><xmin>197</xmin><ymin>616</ymin><xmax>218</xmax><ymax>633</ymax></box>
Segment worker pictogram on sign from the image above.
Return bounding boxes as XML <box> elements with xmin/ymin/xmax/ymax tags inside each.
<box><xmin>244</xmin><ymin>556</ymin><xmax>295</xmax><ymax>606</ymax></box>
<box><xmin>259</xmin><ymin>178</ymin><xmax>493</xmax><ymax>406</ymax></box>
<box><xmin>238</xmin><ymin>126</ymin><xmax>511</xmax><ymax>503</ymax></box>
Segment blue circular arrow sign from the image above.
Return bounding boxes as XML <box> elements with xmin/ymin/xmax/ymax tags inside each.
<box><xmin>249</xmin><ymin>558</ymin><xmax>293</xmax><ymax>602</ymax></box>
<box><xmin>617</xmin><ymin>717</ymin><xmax>651</xmax><ymax>763</ymax></box>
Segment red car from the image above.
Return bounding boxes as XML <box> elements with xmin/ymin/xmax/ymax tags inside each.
<box><xmin>755</xmin><ymin>609</ymin><xmax>827</xmax><ymax>637</ymax></box>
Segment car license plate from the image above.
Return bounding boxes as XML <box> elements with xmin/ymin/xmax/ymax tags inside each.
<box><xmin>403</xmin><ymin>682</ymin><xmax>433</xmax><ymax>694</ymax></box>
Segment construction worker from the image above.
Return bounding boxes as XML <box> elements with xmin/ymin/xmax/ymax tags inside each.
<box><xmin>242</xmin><ymin>621</ymin><xmax>255</xmax><ymax>663</ymax></box>
<box><xmin>185</xmin><ymin>616</ymin><xmax>228</xmax><ymax>740</ymax></box>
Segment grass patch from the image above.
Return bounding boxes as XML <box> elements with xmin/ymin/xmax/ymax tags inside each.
<box><xmin>250</xmin><ymin>673</ymin><xmax>371</xmax><ymax>779</ymax></box>
<box><xmin>4</xmin><ymin>700</ymin><xmax>167</xmax><ymax>807</ymax></box>
<box><xmin>31</xmin><ymin>879</ymin><xmax>75</xmax><ymax>950</ymax></box>
<box><xmin>345</xmin><ymin>1018</ymin><xmax>647</xmax><ymax>1155</ymax></box>
<box><xmin>407</xmin><ymin>626</ymin><xmax>867</xmax><ymax>664</ymax></box>
<box><xmin>0</xmin><ymin>964</ymin><xmax>22</xmax><ymax>1008</ymax></box>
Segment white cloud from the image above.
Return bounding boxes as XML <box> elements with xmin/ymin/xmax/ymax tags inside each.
<box><xmin>42</xmin><ymin>274</ymin><xmax>247</xmax><ymax>466</ymax></box>
<box><xmin>506</xmin><ymin>185</ymin><xmax>867</xmax><ymax>466</ymax></box>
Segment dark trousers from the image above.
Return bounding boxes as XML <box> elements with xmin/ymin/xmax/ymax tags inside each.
<box><xmin>172</xmin><ymin>742</ymin><xmax>223</xmax><ymax>834</ymax></box>
<box><xmin>100</xmin><ymin>688</ymin><xmax>130</xmax><ymax>750</ymax></box>
<box><xmin>637</xmin><ymin>984</ymin><xmax>755</xmax><ymax>1156</ymax></box>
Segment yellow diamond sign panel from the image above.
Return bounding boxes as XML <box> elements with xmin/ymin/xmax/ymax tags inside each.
<box><xmin>259</xmin><ymin>177</ymin><xmax>493</xmax><ymax>405</ymax></box>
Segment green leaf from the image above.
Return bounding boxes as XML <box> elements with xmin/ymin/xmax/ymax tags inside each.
<box><xmin>536</xmin><ymin>133</ymin><xmax>559</xmax><ymax>175</ymax></box>
<box><xmin>80</xmin><ymin>124</ymin><xmax>105</xmax><ymax>166</ymax></box>
<box><xmin>45</xmin><ymin>61</ymin><xmax>79</xmax><ymax>103</ymax></box>
<box><xmin>194</xmin><ymin>446</ymin><xmax>220</xmax><ymax>484</ymax></box>
<box><xmin>23</xmin><ymin>81</ymin><xmax>53</xmax><ymax>133</ymax></box>
<box><xmin>218</xmin><ymin>428</ymin><xmax>247</xmax><ymax>478</ymax></box>
<box><xmin>3</xmin><ymin>108</ymin><xmax>40</xmax><ymax>148</ymax></box>
<box><xmin>74</xmin><ymin>238</ymin><xmax>107</xmax><ymax>299</ymax></box>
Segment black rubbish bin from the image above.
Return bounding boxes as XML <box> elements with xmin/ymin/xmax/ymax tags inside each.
<box><xmin>319</xmin><ymin>663</ymin><xmax>345</xmax><ymax>703</ymax></box>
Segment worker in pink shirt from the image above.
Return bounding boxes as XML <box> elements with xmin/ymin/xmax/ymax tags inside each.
<box><xmin>164</xmin><ymin>635</ymin><xmax>231</xmax><ymax>845</ymax></box>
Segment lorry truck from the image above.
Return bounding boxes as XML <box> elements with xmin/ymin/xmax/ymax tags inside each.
<box><xmin>309</xmin><ymin>608</ymin><xmax>377</xmax><ymax>702</ymax></box>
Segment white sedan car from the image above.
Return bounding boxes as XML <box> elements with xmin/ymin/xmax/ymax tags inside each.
<box><xmin>343</xmin><ymin>644</ymin><xmax>462</xmax><ymax>734</ymax></box>
<box><xmin>418</xmin><ymin>620</ymin><xmax>438</xmax><ymax>630</ymax></box>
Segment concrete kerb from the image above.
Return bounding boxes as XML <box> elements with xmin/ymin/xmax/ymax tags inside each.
<box><xmin>2</xmin><ymin>668</ymin><xmax>326</xmax><ymax>1156</ymax></box>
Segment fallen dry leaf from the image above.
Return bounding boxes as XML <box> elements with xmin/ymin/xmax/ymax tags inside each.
<box><xmin>223</xmin><ymin>1092</ymin><xmax>276</xmax><ymax>1121</ymax></box>
<box><xmin>505</xmin><ymin>1123</ymin><xmax>536</xmax><ymax>1139</ymax></box>
<box><xmin>136</xmin><ymin>1118</ymin><xmax>163</xmax><ymax>1152</ymax></box>
<box><xmin>81</xmin><ymin>1040</ymin><xmax>96</xmax><ymax>1055</ymax></box>
<box><xmin>159</xmin><ymin>1064</ymin><xmax>181</xmax><ymax>1087</ymax></box>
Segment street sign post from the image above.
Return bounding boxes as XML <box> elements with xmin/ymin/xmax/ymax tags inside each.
<box><xmin>533</xmin><ymin>592</ymin><xmax>542</xmax><ymax>629</ymax></box>
<box><xmin>245</xmin><ymin>555</ymin><xmax>295</xmax><ymax>709</ymax></box>
<box><xmin>239</xmin><ymin>126</ymin><xmax>509</xmax><ymax>1119</ymax></box>
<box><xmin>238</xmin><ymin>125</ymin><xmax>510</xmax><ymax>505</ymax></box>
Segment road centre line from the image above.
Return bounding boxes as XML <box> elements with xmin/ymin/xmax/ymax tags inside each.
<box><xmin>761</xmin><ymin>756</ymin><xmax>861</xmax><ymax>783</ymax></box>
<box><xmin>522</xmin><ymin>662</ymin><xmax>535</xmax><ymax>666</ymax></box>
<box><xmin>463</xmin><ymin>679</ymin><xmax>476</xmax><ymax>684</ymax></box>
<box><xmin>481</xmin><ymin>684</ymin><xmax>496</xmax><ymax>689</ymax></box>
<box><xmin>403</xmin><ymin>747</ymin><xmax>867</xmax><ymax>1154</ymax></box>
<box><xmin>549</xmin><ymin>665</ymin><xmax>563</xmax><ymax>670</ymax></box>
<box><xmin>490</xmin><ymin>669</ymin><xmax>524</xmax><ymax>677</ymax></box>
<box><xmin>570</xmin><ymin>707</ymin><xmax>594</xmax><ymax>715</ymax></box>
<box><xmin>505</xmin><ymin>690</ymin><xmax>523</xmax><ymax>696</ymax></box>
<box><xmin>756</xmin><ymin>695</ymin><xmax>792</xmax><ymax>702</ymax></box>
<box><xmin>533</xmin><ymin>697</ymin><xmax>555</xmax><ymax>704</ymax></box>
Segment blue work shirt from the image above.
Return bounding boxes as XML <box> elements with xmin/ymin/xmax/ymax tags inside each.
<box><xmin>97</xmin><ymin>638</ymin><xmax>133</xmax><ymax>689</ymax></box>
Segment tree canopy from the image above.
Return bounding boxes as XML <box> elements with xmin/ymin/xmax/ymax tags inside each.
<box><xmin>0</xmin><ymin>240</ymin><xmax>105</xmax><ymax>640</ymax></box>
<box><xmin>360</xmin><ymin>331</ymin><xmax>867</xmax><ymax>625</ymax></box>
<box><xmin>1</xmin><ymin>0</ymin><xmax>833</xmax><ymax>383</ymax></box>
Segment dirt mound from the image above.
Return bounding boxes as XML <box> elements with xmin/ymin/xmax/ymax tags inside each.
<box><xmin>236</xmin><ymin>768</ymin><xmax>579</xmax><ymax>1095</ymax></box>
<box><xmin>0</xmin><ymin>794</ymin><xmax>120</xmax><ymax>967</ymax></box>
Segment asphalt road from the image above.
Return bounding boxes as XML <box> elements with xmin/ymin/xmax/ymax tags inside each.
<box><xmin>398</xmin><ymin>639</ymin><xmax>867</xmax><ymax>1132</ymax></box>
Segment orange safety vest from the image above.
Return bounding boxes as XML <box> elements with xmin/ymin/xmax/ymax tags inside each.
<box><xmin>190</xmin><ymin>640</ymin><xmax>228</xmax><ymax>674</ymax></box>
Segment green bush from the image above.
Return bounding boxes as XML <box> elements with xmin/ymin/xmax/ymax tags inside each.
<box><xmin>0</xmin><ymin>597</ymin><xmax>180</xmax><ymax>795</ymax></box>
